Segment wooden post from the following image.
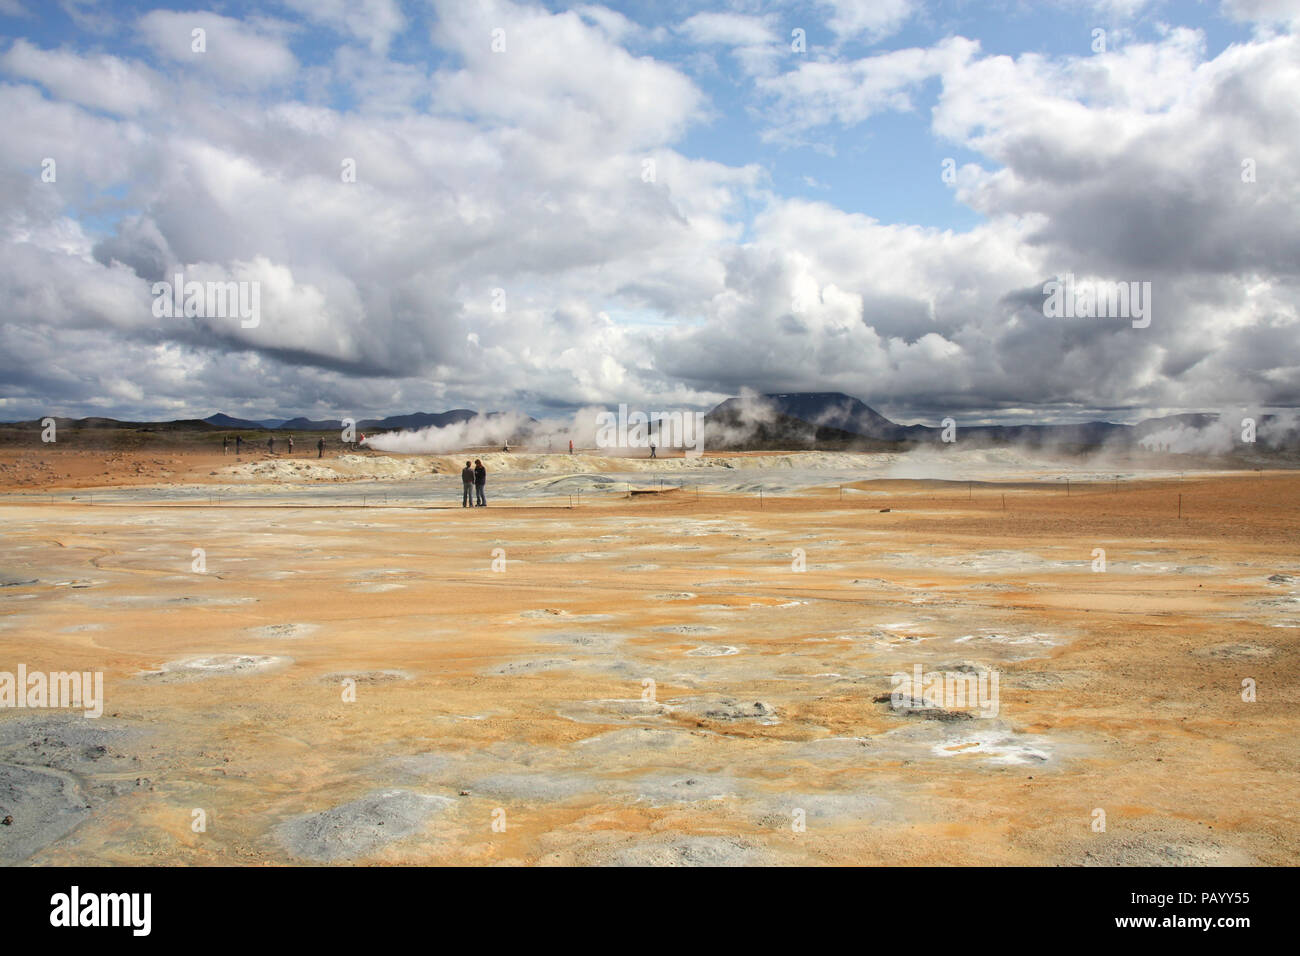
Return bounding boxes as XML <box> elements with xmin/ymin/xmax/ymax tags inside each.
<box><xmin>1002</xmin><ymin>493</ymin><xmax>1006</xmax><ymax>511</ymax></box>
<box><xmin>1178</xmin><ymin>493</ymin><xmax>1182</xmax><ymax>519</ymax></box>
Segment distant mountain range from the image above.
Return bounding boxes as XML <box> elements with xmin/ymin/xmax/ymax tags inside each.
<box><xmin>202</xmin><ymin>410</ymin><xmax>481</xmax><ymax>432</ymax></box>
<box><xmin>704</xmin><ymin>392</ymin><xmax>1298</xmax><ymax>453</ymax></box>
<box><xmin>3</xmin><ymin>394</ymin><xmax>1294</xmax><ymax>454</ymax></box>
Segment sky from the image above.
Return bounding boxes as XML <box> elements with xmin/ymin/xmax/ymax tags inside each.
<box><xmin>0</xmin><ymin>0</ymin><xmax>1297</xmax><ymax>426</ymax></box>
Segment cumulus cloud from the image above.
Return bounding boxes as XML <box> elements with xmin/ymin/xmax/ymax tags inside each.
<box><xmin>680</xmin><ymin>12</ymin><xmax>775</xmax><ymax>47</ymax></box>
<box><xmin>281</xmin><ymin>0</ymin><xmax>406</xmax><ymax>55</ymax></box>
<box><xmin>818</xmin><ymin>0</ymin><xmax>919</xmax><ymax>44</ymax></box>
<box><xmin>0</xmin><ymin>39</ymin><xmax>161</xmax><ymax>114</ymax></box>
<box><xmin>137</xmin><ymin>9</ymin><xmax>298</xmax><ymax>88</ymax></box>
<box><xmin>1221</xmin><ymin>0</ymin><xmax>1300</xmax><ymax>25</ymax></box>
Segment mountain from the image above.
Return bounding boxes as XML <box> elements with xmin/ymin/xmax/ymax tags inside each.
<box><xmin>704</xmin><ymin>392</ymin><xmax>1300</xmax><ymax>453</ymax></box>
<box><xmin>277</xmin><ymin>417</ymin><xmax>343</xmax><ymax>431</ymax></box>
<box><xmin>751</xmin><ymin>392</ymin><xmax>920</xmax><ymax>441</ymax></box>
<box><xmin>204</xmin><ymin>410</ymin><xmax>482</xmax><ymax>431</ymax></box>
<box><xmin>705</xmin><ymin>393</ymin><xmax>903</xmax><ymax>449</ymax></box>
<box><xmin>362</xmin><ymin>410</ymin><xmax>478</xmax><ymax>431</ymax></box>
<box><xmin>706</xmin><ymin>392</ymin><xmax>1157</xmax><ymax>449</ymax></box>
<box><xmin>203</xmin><ymin>413</ymin><xmax>268</xmax><ymax>429</ymax></box>
<box><xmin>1131</xmin><ymin>413</ymin><xmax>1219</xmax><ymax>437</ymax></box>
<box><xmin>706</xmin><ymin>392</ymin><xmax>924</xmax><ymax>444</ymax></box>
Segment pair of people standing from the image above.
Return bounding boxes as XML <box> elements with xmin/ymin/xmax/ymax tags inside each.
<box><xmin>461</xmin><ymin>459</ymin><xmax>487</xmax><ymax>507</ymax></box>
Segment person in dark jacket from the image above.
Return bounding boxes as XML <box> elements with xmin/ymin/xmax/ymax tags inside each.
<box><xmin>461</xmin><ymin>461</ymin><xmax>475</xmax><ymax>507</ymax></box>
<box><xmin>235</xmin><ymin>435</ymin><xmax>242</xmax><ymax>455</ymax></box>
<box><xmin>474</xmin><ymin>459</ymin><xmax>486</xmax><ymax>507</ymax></box>
<box><xmin>317</xmin><ymin>436</ymin><xmax>325</xmax><ymax>458</ymax></box>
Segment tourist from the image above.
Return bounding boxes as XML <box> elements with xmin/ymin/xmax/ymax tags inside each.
<box><xmin>461</xmin><ymin>460</ymin><xmax>475</xmax><ymax>508</ymax></box>
<box><xmin>474</xmin><ymin>459</ymin><xmax>487</xmax><ymax>507</ymax></box>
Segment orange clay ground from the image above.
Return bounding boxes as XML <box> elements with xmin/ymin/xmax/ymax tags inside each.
<box><xmin>0</xmin><ymin>447</ymin><xmax>1296</xmax><ymax>865</ymax></box>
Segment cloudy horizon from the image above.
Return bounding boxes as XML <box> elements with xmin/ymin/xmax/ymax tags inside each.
<box><xmin>2</xmin><ymin>0</ymin><xmax>1298</xmax><ymax>428</ymax></box>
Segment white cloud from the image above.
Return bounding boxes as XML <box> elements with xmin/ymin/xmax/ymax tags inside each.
<box><xmin>678</xmin><ymin>12</ymin><xmax>777</xmax><ymax>47</ymax></box>
<box><xmin>1</xmin><ymin>40</ymin><xmax>161</xmax><ymax>114</ymax></box>
<box><xmin>429</xmin><ymin>0</ymin><xmax>704</xmax><ymax>150</ymax></box>
<box><xmin>818</xmin><ymin>0</ymin><xmax>918</xmax><ymax>43</ymax></box>
<box><xmin>1220</xmin><ymin>0</ymin><xmax>1300</xmax><ymax>24</ymax></box>
<box><xmin>138</xmin><ymin>9</ymin><xmax>298</xmax><ymax>88</ymax></box>
<box><xmin>281</xmin><ymin>0</ymin><xmax>406</xmax><ymax>55</ymax></box>
<box><xmin>0</xmin><ymin>0</ymin><xmax>1297</xmax><ymax>423</ymax></box>
<box><xmin>758</xmin><ymin>36</ymin><xmax>979</xmax><ymax>139</ymax></box>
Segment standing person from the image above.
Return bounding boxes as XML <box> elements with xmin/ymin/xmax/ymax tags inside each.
<box><xmin>317</xmin><ymin>436</ymin><xmax>325</xmax><ymax>459</ymax></box>
<box><xmin>569</xmin><ymin>438</ymin><xmax>574</xmax><ymax>455</ymax></box>
<box><xmin>267</xmin><ymin>436</ymin><xmax>275</xmax><ymax>454</ymax></box>
<box><xmin>235</xmin><ymin>435</ymin><xmax>242</xmax><ymax>455</ymax></box>
<box><xmin>461</xmin><ymin>460</ymin><xmax>475</xmax><ymax>508</ymax></box>
<box><xmin>474</xmin><ymin>459</ymin><xmax>487</xmax><ymax>507</ymax></box>
<box><xmin>223</xmin><ymin>435</ymin><xmax>230</xmax><ymax>454</ymax></box>
<box><xmin>287</xmin><ymin>435</ymin><xmax>294</xmax><ymax>455</ymax></box>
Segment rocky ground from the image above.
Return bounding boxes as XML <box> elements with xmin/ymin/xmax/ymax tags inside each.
<box><xmin>0</xmin><ymin>451</ymin><xmax>1295</xmax><ymax>865</ymax></box>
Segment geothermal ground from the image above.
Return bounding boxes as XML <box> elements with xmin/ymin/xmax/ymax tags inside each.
<box><xmin>0</xmin><ymin>447</ymin><xmax>1297</xmax><ymax>865</ymax></box>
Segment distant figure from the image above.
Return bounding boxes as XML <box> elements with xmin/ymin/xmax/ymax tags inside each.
<box><xmin>474</xmin><ymin>459</ymin><xmax>487</xmax><ymax>507</ymax></box>
<box><xmin>569</xmin><ymin>439</ymin><xmax>574</xmax><ymax>455</ymax></box>
<box><xmin>650</xmin><ymin>443</ymin><xmax>656</xmax><ymax>459</ymax></box>
<box><xmin>317</xmin><ymin>437</ymin><xmax>324</xmax><ymax>459</ymax></box>
<box><xmin>287</xmin><ymin>435</ymin><xmax>294</xmax><ymax>454</ymax></box>
<box><xmin>267</xmin><ymin>436</ymin><xmax>274</xmax><ymax>454</ymax></box>
<box><xmin>235</xmin><ymin>435</ymin><xmax>242</xmax><ymax>455</ymax></box>
<box><xmin>461</xmin><ymin>461</ymin><xmax>475</xmax><ymax>508</ymax></box>
<box><xmin>223</xmin><ymin>436</ymin><xmax>229</xmax><ymax>454</ymax></box>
